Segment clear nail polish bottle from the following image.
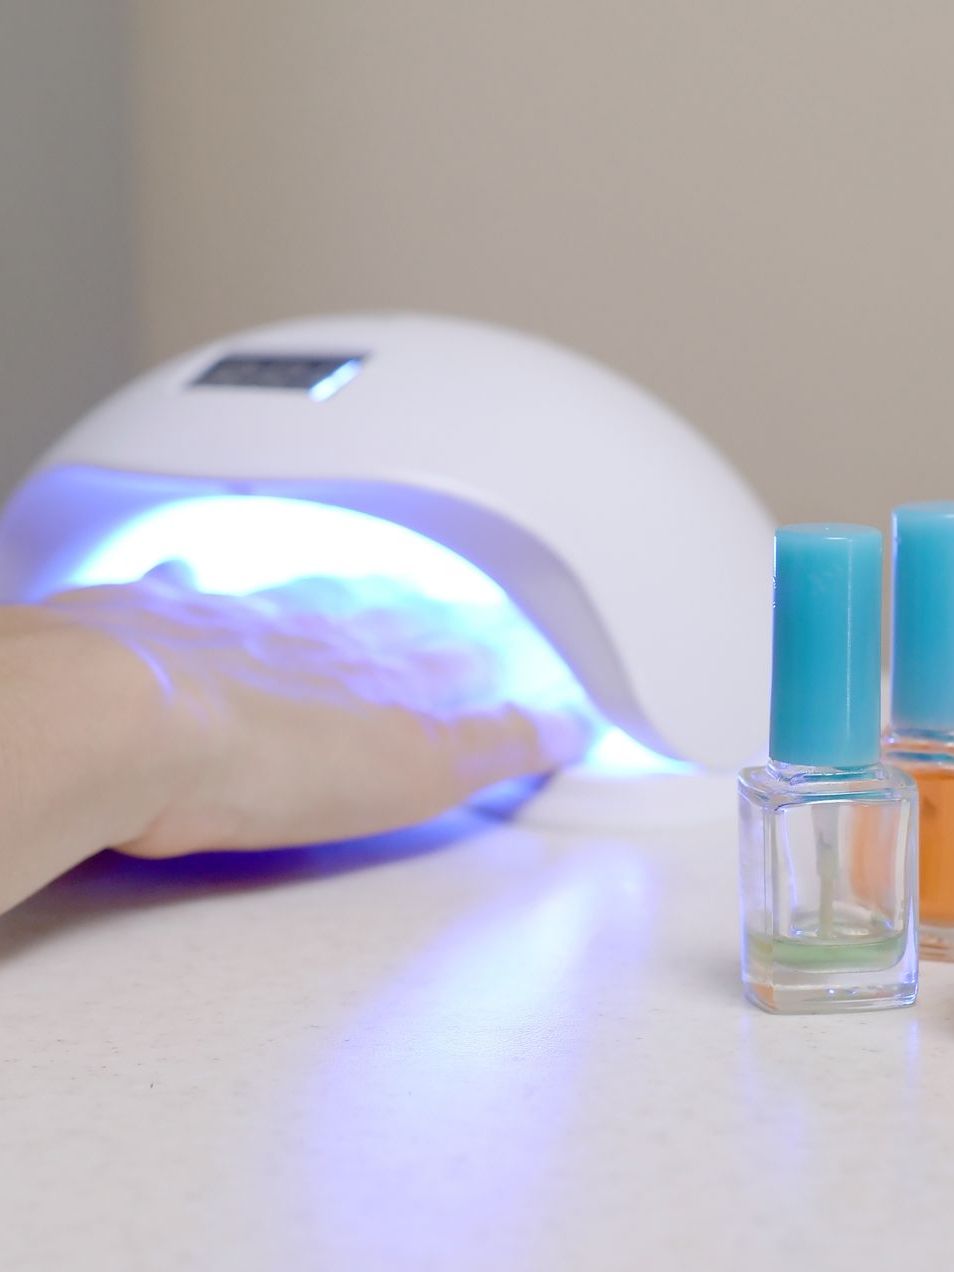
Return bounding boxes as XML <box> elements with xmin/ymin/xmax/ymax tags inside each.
<box><xmin>738</xmin><ymin>524</ymin><xmax>918</xmax><ymax>1014</ymax></box>
<box><xmin>883</xmin><ymin>502</ymin><xmax>954</xmax><ymax>960</ymax></box>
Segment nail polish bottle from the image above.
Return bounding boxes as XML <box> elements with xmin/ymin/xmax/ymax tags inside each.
<box><xmin>883</xmin><ymin>502</ymin><xmax>954</xmax><ymax>959</ymax></box>
<box><xmin>738</xmin><ymin>524</ymin><xmax>918</xmax><ymax>1013</ymax></box>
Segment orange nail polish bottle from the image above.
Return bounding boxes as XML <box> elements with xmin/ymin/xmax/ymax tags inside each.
<box><xmin>883</xmin><ymin>502</ymin><xmax>954</xmax><ymax>959</ymax></box>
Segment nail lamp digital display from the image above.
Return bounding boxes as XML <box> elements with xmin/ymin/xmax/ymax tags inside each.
<box><xmin>0</xmin><ymin>312</ymin><xmax>773</xmax><ymax>779</ymax></box>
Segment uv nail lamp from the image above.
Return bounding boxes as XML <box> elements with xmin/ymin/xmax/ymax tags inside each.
<box><xmin>0</xmin><ymin>312</ymin><xmax>773</xmax><ymax>779</ymax></box>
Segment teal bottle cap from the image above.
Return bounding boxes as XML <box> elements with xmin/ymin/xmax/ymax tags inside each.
<box><xmin>891</xmin><ymin>501</ymin><xmax>954</xmax><ymax>732</ymax></box>
<box><xmin>769</xmin><ymin>524</ymin><xmax>882</xmax><ymax>767</ymax></box>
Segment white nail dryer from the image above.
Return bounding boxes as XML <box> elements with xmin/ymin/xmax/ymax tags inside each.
<box><xmin>0</xmin><ymin>312</ymin><xmax>773</xmax><ymax>809</ymax></box>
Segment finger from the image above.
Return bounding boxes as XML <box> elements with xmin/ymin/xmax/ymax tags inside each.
<box><xmin>443</xmin><ymin>701</ymin><xmax>596</xmax><ymax>797</ymax></box>
<box><xmin>141</xmin><ymin>559</ymin><xmax>198</xmax><ymax>590</ymax></box>
<box><xmin>251</xmin><ymin>575</ymin><xmax>359</xmax><ymax>616</ymax></box>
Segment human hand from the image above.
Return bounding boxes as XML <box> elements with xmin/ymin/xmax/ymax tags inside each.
<box><xmin>0</xmin><ymin>570</ymin><xmax>592</xmax><ymax>908</ymax></box>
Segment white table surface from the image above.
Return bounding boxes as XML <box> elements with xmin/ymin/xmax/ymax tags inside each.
<box><xmin>0</xmin><ymin>770</ymin><xmax>949</xmax><ymax>1272</ymax></box>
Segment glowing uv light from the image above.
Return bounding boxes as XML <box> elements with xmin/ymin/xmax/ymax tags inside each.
<box><xmin>71</xmin><ymin>494</ymin><xmax>685</xmax><ymax>775</ymax></box>
<box><xmin>72</xmin><ymin>495</ymin><xmax>504</xmax><ymax>603</ymax></box>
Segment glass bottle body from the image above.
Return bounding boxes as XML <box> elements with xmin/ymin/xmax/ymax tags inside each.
<box><xmin>738</xmin><ymin>760</ymin><xmax>918</xmax><ymax>1013</ymax></box>
<box><xmin>883</xmin><ymin>729</ymin><xmax>954</xmax><ymax>960</ymax></box>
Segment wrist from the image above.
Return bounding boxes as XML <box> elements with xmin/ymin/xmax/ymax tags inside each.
<box><xmin>0</xmin><ymin>608</ymin><xmax>182</xmax><ymax>908</ymax></box>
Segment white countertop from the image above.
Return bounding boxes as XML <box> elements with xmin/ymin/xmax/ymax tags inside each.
<box><xmin>0</xmin><ymin>771</ymin><xmax>949</xmax><ymax>1271</ymax></box>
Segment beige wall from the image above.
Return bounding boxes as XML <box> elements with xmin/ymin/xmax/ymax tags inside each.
<box><xmin>127</xmin><ymin>1</ymin><xmax>954</xmax><ymax>530</ymax></box>
<box><xmin>0</xmin><ymin>0</ymin><xmax>133</xmax><ymax>498</ymax></box>
<box><xmin>6</xmin><ymin>3</ymin><xmax>954</xmax><ymax>534</ymax></box>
